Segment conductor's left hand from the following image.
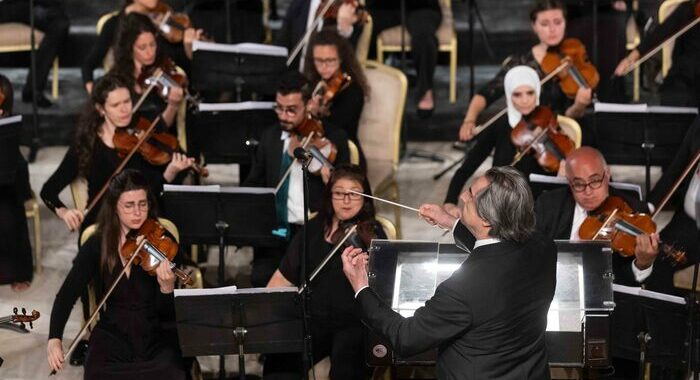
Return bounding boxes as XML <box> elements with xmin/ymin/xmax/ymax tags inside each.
<box><xmin>156</xmin><ymin>260</ymin><xmax>176</xmax><ymax>294</ymax></box>
<box><xmin>341</xmin><ymin>246</ymin><xmax>369</xmax><ymax>293</ymax></box>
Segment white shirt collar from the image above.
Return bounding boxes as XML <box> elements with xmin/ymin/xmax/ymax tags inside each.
<box><xmin>280</xmin><ymin>130</ymin><xmax>290</xmax><ymax>140</ymax></box>
<box><xmin>473</xmin><ymin>238</ymin><xmax>501</xmax><ymax>250</ymax></box>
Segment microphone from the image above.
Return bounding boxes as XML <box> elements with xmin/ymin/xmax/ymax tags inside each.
<box><xmin>293</xmin><ymin>147</ymin><xmax>312</xmax><ymax>161</ymax></box>
<box><xmin>308</xmin><ymin>146</ymin><xmax>334</xmax><ymax>169</ymax></box>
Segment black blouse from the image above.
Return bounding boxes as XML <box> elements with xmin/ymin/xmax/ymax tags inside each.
<box><xmin>476</xmin><ymin>50</ymin><xmax>572</xmax><ymax>116</ymax></box>
<box><xmin>278</xmin><ymin>217</ymin><xmax>386</xmax><ymax>328</ymax></box>
<box><xmin>320</xmin><ymin>80</ymin><xmax>364</xmax><ymax>143</ymax></box>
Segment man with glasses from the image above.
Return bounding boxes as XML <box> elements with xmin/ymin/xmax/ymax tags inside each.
<box><xmin>243</xmin><ymin>71</ymin><xmax>349</xmax><ymax>287</ymax></box>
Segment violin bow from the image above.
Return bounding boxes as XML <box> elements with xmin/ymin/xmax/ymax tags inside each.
<box><xmin>621</xmin><ymin>17</ymin><xmax>700</xmax><ymax>77</ymax></box>
<box><xmin>298</xmin><ymin>224</ymin><xmax>358</xmax><ymax>294</ymax></box>
<box><xmin>84</xmin><ymin>116</ymin><xmax>163</xmax><ymax>216</ymax></box>
<box><xmin>49</xmin><ymin>239</ymin><xmax>147</xmax><ymax>376</ymax></box>
<box><xmin>275</xmin><ymin>132</ymin><xmax>316</xmax><ymax>193</ymax></box>
<box><xmin>286</xmin><ymin>0</ymin><xmax>337</xmax><ymax>66</ymax></box>
<box><xmin>510</xmin><ymin>126</ymin><xmax>550</xmax><ymax>166</ymax></box>
<box><xmin>132</xmin><ymin>69</ymin><xmax>163</xmax><ymax>114</ymax></box>
<box><xmin>471</xmin><ymin>60</ymin><xmax>571</xmax><ymax>136</ymax></box>
<box><xmin>651</xmin><ymin>149</ymin><xmax>700</xmax><ymax>219</ymax></box>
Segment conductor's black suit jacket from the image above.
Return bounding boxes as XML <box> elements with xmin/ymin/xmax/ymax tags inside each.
<box><xmin>357</xmin><ymin>226</ymin><xmax>557</xmax><ymax>379</ymax></box>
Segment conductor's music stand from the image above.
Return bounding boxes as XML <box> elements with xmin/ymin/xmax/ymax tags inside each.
<box><xmin>174</xmin><ymin>286</ymin><xmax>303</xmax><ymax>380</ymax></box>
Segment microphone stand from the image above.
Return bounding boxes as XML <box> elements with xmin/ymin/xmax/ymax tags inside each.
<box><xmin>28</xmin><ymin>0</ymin><xmax>41</xmax><ymax>163</ymax></box>
<box><xmin>298</xmin><ymin>150</ymin><xmax>314</xmax><ymax>380</ymax></box>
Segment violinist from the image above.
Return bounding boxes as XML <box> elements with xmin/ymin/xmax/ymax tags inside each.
<box><xmin>0</xmin><ymin>74</ymin><xmax>34</xmax><ymax>292</ymax></box>
<box><xmin>82</xmin><ymin>0</ymin><xmax>203</xmax><ymax>94</ymax></box>
<box><xmin>47</xmin><ymin>169</ymin><xmax>187</xmax><ymax>379</ymax></box>
<box><xmin>367</xmin><ymin>0</ymin><xmax>441</xmax><ymax>117</ymax></box>
<box><xmin>110</xmin><ymin>13</ymin><xmax>184</xmax><ymax>129</ymax></box>
<box><xmin>265</xmin><ymin>164</ymin><xmax>386</xmax><ymax>380</ymax></box>
<box><xmin>243</xmin><ymin>71</ymin><xmax>349</xmax><ymax>287</ymax></box>
<box><xmin>40</xmin><ymin>73</ymin><xmax>195</xmax><ymax>233</ymax></box>
<box><xmin>614</xmin><ymin>0</ymin><xmax>700</xmax><ymax>109</ymax></box>
<box><xmin>444</xmin><ymin>66</ymin><xmax>571</xmax><ymax>216</ymax></box>
<box><xmin>305</xmin><ymin>30</ymin><xmax>369</xmax><ymax>164</ymax></box>
<box><xmin>276</xmin><ymin>0</ymin><xmax>363</xmax><ymax>70</ymax></box>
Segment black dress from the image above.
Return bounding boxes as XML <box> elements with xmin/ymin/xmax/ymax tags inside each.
<box><xmin>49</xmin><ymin>234</ymin><xmax>186</xmax><ymax>380</ymax></box>
<box><xmin>320</xmin><ymin>81</ymin><xmax>366</xmax><ymax>167</ymax></box>
<box><xmin>264</xmin><ymin>217</ymin><xmax>386</xmax><ymax>380</ymax></box>
<box><xmin>444</xmin><ymin>50</ymin><xmax>574</xmax><ymax>205</ymax></box>
<box><xmin>40</xmin><ymin>138</ymin><xmax>167</xmax><ymax>232</ymax></box>
<box><xmin>0</xmin><ymin>151</ymin><xmax>33</xmax><ymax>284</ymax></box>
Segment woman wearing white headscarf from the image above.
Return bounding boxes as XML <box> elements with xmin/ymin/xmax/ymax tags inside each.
<box><xmin>444</xmin><ymin>65</ymin><xmax>558</xmax><ymax>216</ymax></box>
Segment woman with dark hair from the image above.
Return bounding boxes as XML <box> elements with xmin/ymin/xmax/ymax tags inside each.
<box><xmin>0</xmin><ymin>74</ymin><xmax>34</xmax><ymax>291</ymax></box>
<box><xmin>40</xmin><ymin>72</ymin><xmax>194</xmax><ymax>233</ymax></box>
<box><xmin>47</xmin><ymin>169</ymin><xmax>187</xmax><ymax>379</ymax></box>
<box><xmin>305</xmin><ymin>29</ymin><xmax>369</xmax><ymax>146</ymax></box>
<box><xmin>265</xmin><ymin>164</ymin><xmax>386</xmax><ymax>379</ymax></box>
<box><xmin>444</xmin><ymin>0</ymin><xmax>593</xmax><ymax>215</ymax></box>
<box><xmin>110</xmin><ymin>12</ymin><xmax>185</xmax><ymax>128</ymax></box>
<box><xmin>81</xmin><ymin>0</ymin><xmax>201</xmax><ymax>94</ymax></box>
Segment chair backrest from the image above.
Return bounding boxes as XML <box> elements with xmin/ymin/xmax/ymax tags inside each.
<box><xmin>348</xmin><ymin>140</ymin><xmax>360</xmax><ymax>165</ymax></box>
<box><xmin>376</xmin><ymin>215</ymin><xmax>397</xmax><ymax>240</ymax></box>
<box><xmin>357</xmin><ymin>61</ymin><xmax>407</xmax><ymax>167</ymax></box>
<box><xmin>556</xmin><ymin>115</ymin><xmax>582</xmax><ymax>148</ymax></box>
<box><xmin>70</xmin><ymin>178</ymin><xmax>89</xmax><ymax>212</ymax></box>
<box><xmin>96</xmin><ymin>11</ymin><xmax>119</xmax><ymax>71</ymax></box>
<box><xmin>355</xmin><ymin>14</ymin><xmax>373</xmax><ymax>64</ymax></box>
<box><xmin>659</xmin><ymin>0</ymin><xmax>689</xmax><ymax>77</ymax></box>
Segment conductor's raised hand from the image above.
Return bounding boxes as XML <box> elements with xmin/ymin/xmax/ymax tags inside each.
<box><xmin>341</xmin><ymin>246</ymin><xmax>369</xmax><ymax>293</ymax></box>
<box><xmin>419</xmin><ymin>203</ymin><xmax>458</xmax><ymax>231</ymax></box>
<box><xmin>156</xmin><ymin>259</ymin><xmax>176</xmax><ymax>294</ymax></box>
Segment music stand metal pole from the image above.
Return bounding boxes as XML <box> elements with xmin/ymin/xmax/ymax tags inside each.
<box><xmin>468</xmin><ymin>0</ymin><xmax>475</xmax><ymax>97</ymax></box>
<box><xmin>300</xmin><ymin>155</ymin><xmax>313</xmax><ymax>380</ymax></box>
<box><xmin>216</xmin><ymin>220</ymin><xmax>229</xmax><ymax>380</ymax></box>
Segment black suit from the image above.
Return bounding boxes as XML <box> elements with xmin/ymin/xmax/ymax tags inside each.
<box><xmin>358</xmin><ymin>229</ymin><xmax>557</xmax><ymax>379</ymax></box>
<box><xmin>242</xmin><ymin>123</ymin><xmax>349</xmax><ymax>286</ymax></box>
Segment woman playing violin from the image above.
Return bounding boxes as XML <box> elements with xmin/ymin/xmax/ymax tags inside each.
<box><xmin>110</xmin><ymin>13</ymin><xmax>184</xmax><ymax>129</ymax></box>
<box><xmin>266</xmin><ymin>164</ymin><xmax>386</xmax><ymax>380</ymax></box>
<box><xmin>305</xmin><ymin>29</ymin><xmax>369</xmax><ymax>165</ymax></box>
<box><xmin>82</xmin><ymin>0</ymin><xmax>203</xmax><ymax>94</ymax></box>
<box><xmin>40</xmin><ymin>73</ymin><xmax>194</xmax><ymax>233</ymax></box>
<box><xmin>47</xmin><ymin>169</ymin><xmax>187</xmax><ymax>379</ymax></box>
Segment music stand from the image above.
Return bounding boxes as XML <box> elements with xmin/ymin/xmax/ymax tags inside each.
<box><xmin>593</xmin><ymin>102</ymin><xmax>697</xmax><ymax>195</ymax></box>
<box><xmin>191</xmin><ymin>40</ymin><xmax>287</xmax><ymax>101</ymax></box>
<box><xmin>174</xmin><ymin>286</ymin><xmax>304</xmax><ymax>380</ymax></box>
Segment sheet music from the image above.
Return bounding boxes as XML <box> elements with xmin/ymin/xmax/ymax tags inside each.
<box><xmin>193</xmin><ymin>40</ymin><xmax>288</xmax><ymax>57</ymax></box>
<box><xmin>612</xmin><ymin>284</ymin><xmax>686</xmax><ymax>305</ymax></box>
<box><xmin>198</xmin><ymin>101</ymin><xmax>275</xmax><ymax>113</ymax></box>
<box><xmin>163</xmin><ymin>184</ymin><xmax>276</xmax><ymax>195</ymax></box>
<box><xmin>174</xmin><ymin>286</ymin><xmax>297</xmax><ymax>297</ymax></box>
<box><xmin>0</xmin><ymin>115</ymin><xmax>22</xmax><ymax>127</ymax></box>
<box><xmin>594</xmin><ymin>102</ymin><xmax>648</xmax><ymax>113</ymax></box>
<box><xmin>529</xmin><ymin>174</ymin><xmax>643</xmax><ymax>200</ymax></box>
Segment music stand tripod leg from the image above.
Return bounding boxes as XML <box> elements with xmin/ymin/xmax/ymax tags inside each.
<box><xmin>216</xmin><ymin>220</ymin><xmax>229</xmax><ymax>380</ymax></box>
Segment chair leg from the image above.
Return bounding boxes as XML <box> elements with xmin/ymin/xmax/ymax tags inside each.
<box><xmin>51</xmin><ymin>58</ymin><xmax>59</xmax><ymax>100</ymax></box>
<box><xmin>449</xmin><ymin>41</ymin><xmax>457</xmax><ymax>103</ymax></box>
<box><xmin>377</xmin><ymin>41</ymin><xmax>384</xmax><ymax>64</ymax></box>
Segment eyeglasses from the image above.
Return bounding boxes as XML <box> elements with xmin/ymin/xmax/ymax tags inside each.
<box><xmin>273</xmin><ymin>105</ymin><xmax>301</xmax><ymax>117</ymax></box>
<box><xmin>331</xmin><ymin>191</ymin><xmax>363</xmax><ymax>201</ymax></box>
<box><xmin>569</xmin><ymin>175</ymin><xmax>606</xmax><ymax>193</ymax></box>
<box><xmin>119</xmin><ymin>200</ymin><xmax>149</xmax><ymax>213</ymax></box>
<box><xmin>313</xmin><ymin>57</ymin><xmax>339</xmax><ymax>67</ymax></box>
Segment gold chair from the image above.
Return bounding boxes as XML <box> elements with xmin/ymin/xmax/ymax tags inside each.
<box><xmin>355</xmin><ymin>14</ymin><xmax>374</xmax><ymax>65</ymax></box>
<box><xmin>659</xmin><ymin>0</ymin><xmax>689</xmax><ymax>78</ymax></box>
<box><xmin>358</xmin><ymin>60</ymin><xmax>407</xmax><ymax>237</ymax></box>
<box><xmin>0</xmin><ymin>23</ymin><xmax>59</xmax><ymax>99</ymax></box>
<box><xmin>376</xmin><ymin>215</ymin><xmax>397</xmax><ymax>240</ymax></box>
<box><xmin>625</xmin><ymin>0</ymin><xmax>642</xmax><ymax>101</ymax></box>
<box><xmin>24</xmin><ymin>192</ymin><xmax>42</xmax><ymax>274</ymax></box>
<box><xmin>70</xmin><ymin>178</ymin><xmax>88</xmax><ymax>212</ymax></box>
<box><xmin>375</xmin><ymin>0</ymin><xmax>457</xmax><ymax>103</ymax></box>
<box><xmin>556</xmin><ymin>115</ymin><xmax>582</xmax><ymax>149</ymax></box>
<box><xmin>348</xmin><ymin>139</ymin><xmax>361</xmax><ymax>166</ymax></box>
<box><xmin>96</xmin><ymin>12</ymin><xmax>119</xmax><ymax>72</ymax></box>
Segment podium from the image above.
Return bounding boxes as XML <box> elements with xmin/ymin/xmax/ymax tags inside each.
<box><xmin>364</xmin><ymin>239</ymin><xmax>615</xmax><ymax>370</ymax></box>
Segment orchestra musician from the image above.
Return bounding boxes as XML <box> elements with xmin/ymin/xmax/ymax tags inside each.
<box><xmin>242</xmin><ymin>70</ymin><xmax>350</xmax><ymax>287</ymax></box>
<box><xmin>82</xmin><ymin>0</ymin><xmax>203</xmax><ymax>94</ymax></box>
<box><xmin>0</xmin><ymin>74</ymin><xmax>34</xmax><ymax>292</ymax></box>
<box><xmin>276</xmin><ymin>0</ymin><xmax>364</xmax><ymax>70</ymax></box>
<box><xmin>109</xmin><ymin>13</ymin><xmax>185</xmax><ymax>129</ymax></box>
<box><xmin>46</xmin><ymin>169</ymin><xmax>187</xmax><ymax>379</ymax></box>
<box><xmin>305</xmin><ymin>29</ymin><xmax>369</xmax><ymax>166</ymax></box>
<box><xmin>614</xmin><ymin>0</ymin><xmax>700</xmax><ymax>109</ymax></box>
<box><xmin>344</xmin><ymin>166</ymin><xmax>557</xmax><ymax>379</ymax></box>
<box><xmin>40</xmin><ymin>73</ymin><xmax>194</xmax><ymax>234</ymax></box>
<box><xmin>367</xmin><ymin>0</ymin><xmax>442</xmax><ymax>117</ymax></box>
<box><xmin>444</xmin><ymin>65</ymin><xmax>566</xmax><ymax>216</ymax></box>
<box><xmin>0</xmin><ymin>0</ymin><xmax>69</xmax><ymax>107</ymax></box>
<box><xmin>265</xmin><ymin>164</ymin><xmax>386</xmax><ymax>380</ymax></box>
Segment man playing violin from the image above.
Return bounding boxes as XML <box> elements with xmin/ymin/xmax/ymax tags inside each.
<box><xmin>243</xmin><ymin>71</ymin><xmax>350</xmax><ymax>287</ymax></box>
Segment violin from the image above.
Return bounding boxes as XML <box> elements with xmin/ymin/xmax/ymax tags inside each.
<box><xmin>317</xmin><ymin>0</ymin><xmax>369</xmax><ymax>24</ymax></box>
<box><xmin>332</xmin><ymin>220</ymin><xmax>376</xmax><ymax>250</ymax></box>
<box><xmin>0</xmin><ymin>307</ymin><xmax>40</xmax><ymax>330</ymax></box>
<box><xmin>578</xmin><ymin>195</ymin><xmax>687</xmax><ymax>265</ymax></box>
<box><xmin>136</xmin><ymin>58</ymin><xmax>199</xmax><ymax>109</ymax></box>
<box><xmin>292</xmin><ymin>117</ymin><xmax>338</xmax><ymax>173</ymax></box>
<box><xmin>120</xmin><ymin>218</ymin><xmax>194</xmax><ymax>285</ymax></box>
<box><xmin>113</xmin><ymin>117</ymin><xmax>208</xmax><ymax>176</ymax></box>
<box><xmin>510</xmin><ymin>106</ymin><xmax>575</xmax><ymax>173</ymax></box>
<box><xmin>312</xmin><ymin>71</ymin><xmax>352</xmax><ymax>118</ymax></box>
<box><xmin>540</xmin><ymin>38</ymin><xmax>599</xmax><ymax>98</ymax></box>
<box><xmin>148</xmin><ymin>1</ymin><xmax>192</xmax><ymax>44</ymax></box>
